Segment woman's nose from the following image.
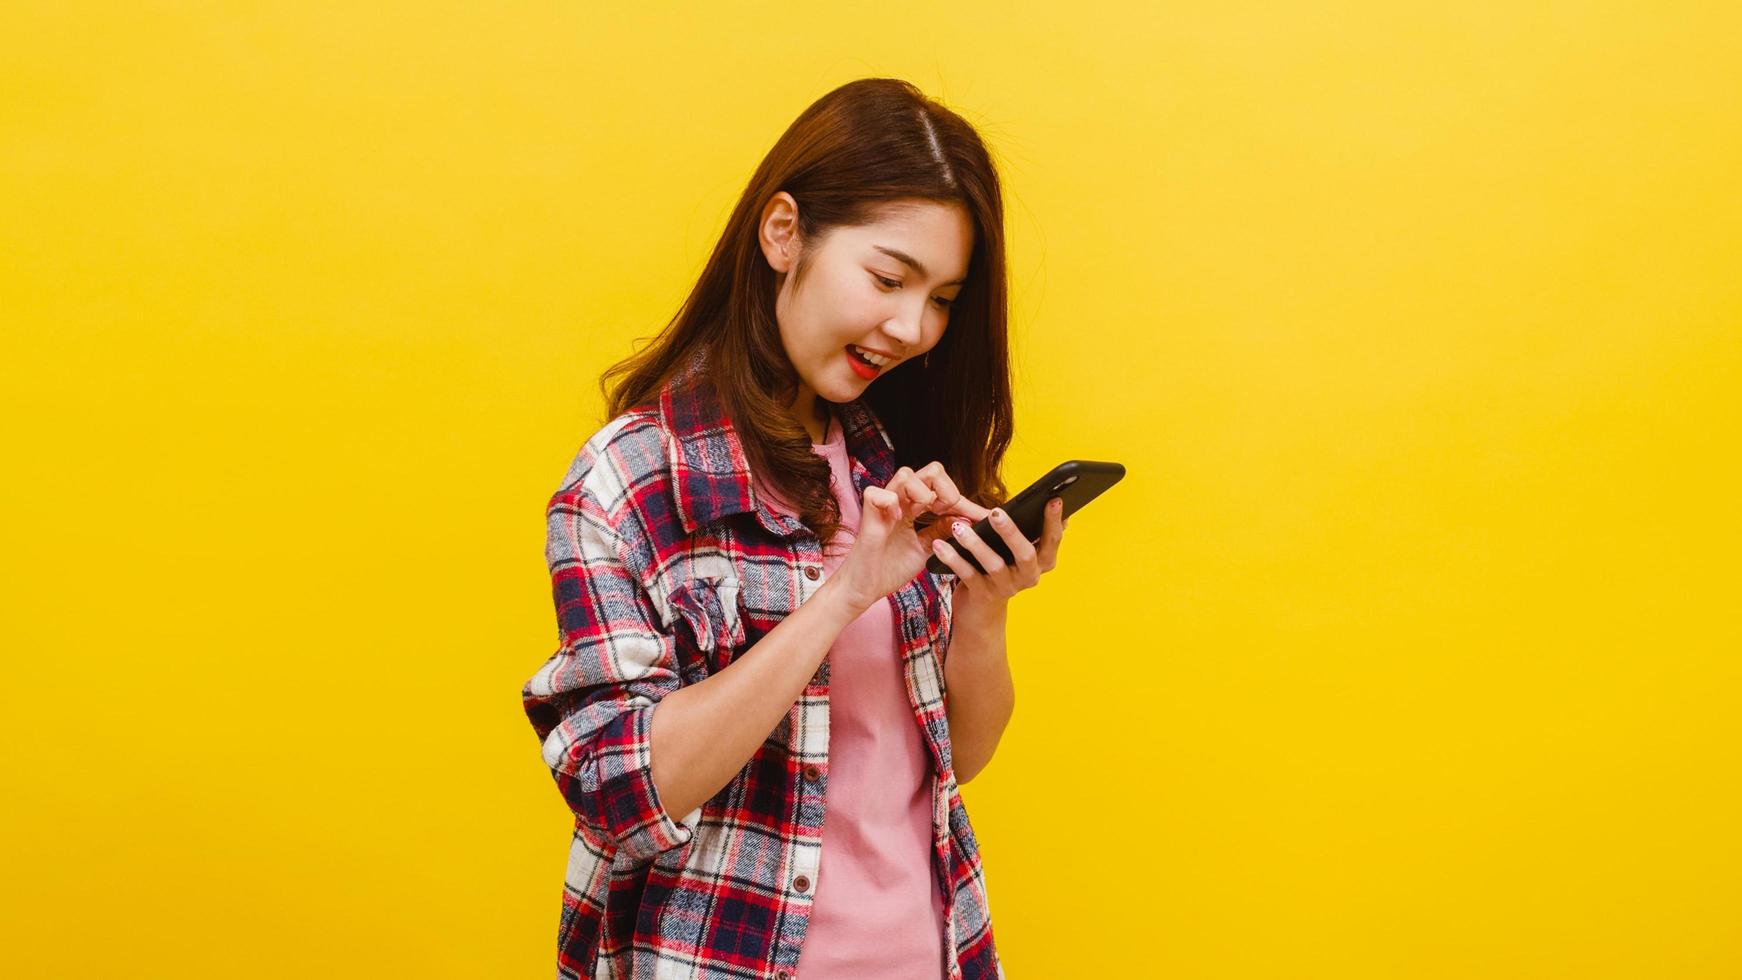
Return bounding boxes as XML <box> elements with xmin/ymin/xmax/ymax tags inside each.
<box><xmin>882</xmin><ymin>311</ymin><xmax>923</xmax><ymax>348</ymax></box>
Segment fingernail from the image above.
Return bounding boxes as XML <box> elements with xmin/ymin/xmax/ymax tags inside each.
<box><xmin>953</xmin><ymin>521</ymin><xmax>970</xmax><ymax>536</ymax></box>
<box><xmin>991</xmin><ymin>509</ymin><xmax>1006</xmax><ymax>524</ymax></box>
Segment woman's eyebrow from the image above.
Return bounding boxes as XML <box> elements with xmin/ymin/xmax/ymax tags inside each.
<box><xmin>872</xmin><ymin>245</ymin><xmax>967</xmax><ymax>286</ymax></box>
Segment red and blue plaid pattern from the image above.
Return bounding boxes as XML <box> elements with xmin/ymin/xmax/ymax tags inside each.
<box><xmin>522</xmin><ymin>349</ymin><xmax>1004</xmax><ymax>979</ymax></box>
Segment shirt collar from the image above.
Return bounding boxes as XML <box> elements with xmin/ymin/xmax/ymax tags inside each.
<box><xmin>657</xmin><ymin>347</ymin><xmax>898</xmax><ymax>536</ymax></box>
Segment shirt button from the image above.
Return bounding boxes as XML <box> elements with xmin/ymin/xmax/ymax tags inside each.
<box><xmin>777</xmin><ymin>973</ymin><xmax>793</xmax><ymax>980</ymax></box>
<box><xmin>792</xmin><ymin>874</ymin><xmax>811</xmax><ymax>893</ymax></box>
<box><xmin>803</xmin><ymin>566</ymin><xmax>820</xmax><ymax>580</ymax></box>
<box><xmin>802</xmin><ymin>764</ymin><xmax>821</xmax><ymax>781</ymax></box>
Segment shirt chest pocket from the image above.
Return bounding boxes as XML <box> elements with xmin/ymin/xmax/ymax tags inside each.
<box><xmin>664</xmin><ymin>576</ymin><xmax>748</xmax><ymax>680</ymax></box>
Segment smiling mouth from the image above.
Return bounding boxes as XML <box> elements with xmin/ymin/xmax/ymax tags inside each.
<box><xmin>845</xmin><ymin>344</ymin><xmax>887</xmax><ymax>378</ymax></box>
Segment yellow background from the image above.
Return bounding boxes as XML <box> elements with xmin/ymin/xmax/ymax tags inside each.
<box><xmin>5</xmin><ymin>2</ymin><xmax>1739</xmax><ymax>977</ymax></box>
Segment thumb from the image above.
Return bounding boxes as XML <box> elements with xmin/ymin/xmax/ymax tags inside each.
<box><xmin>863</xmin><ymin>486</ymin><xmax>901</xmax><ymax>528</ymax></box>
<box><xmin>941</xmin><ymin>496</ymin><xmax>994</xmax><ymax>522</ymax></box>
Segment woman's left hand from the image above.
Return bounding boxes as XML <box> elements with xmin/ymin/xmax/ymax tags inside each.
<box><xmin>929</xmin><ymin>496</ymin><xmax>1068</xmax><ymax>615</ymax></box>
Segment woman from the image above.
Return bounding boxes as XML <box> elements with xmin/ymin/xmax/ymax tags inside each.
<box><xmin>521</xmin><ymin>77</ymin><xmax>1068</xmax><ymax>980</ymax></box>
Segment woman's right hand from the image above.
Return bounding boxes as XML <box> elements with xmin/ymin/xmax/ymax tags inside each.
<box><xmin>829</xmin><ymin>463</ymin><xmax>992</xmax><ymax>613</ymax></box>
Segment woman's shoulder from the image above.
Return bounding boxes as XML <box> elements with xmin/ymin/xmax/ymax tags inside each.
<box><xmin>555</xmin><ymin>404</ymin><xmax>668</xmax><ymax>486</ymax></box>
<box><xmin>548</xmin><ymin>405</ymin><xmax>676</xmax><ymax>528</ymax></box>
<box><xmin>542</xmin><ymin>404</ymin><xmax>692</xmax><ymax>588</ymax></box>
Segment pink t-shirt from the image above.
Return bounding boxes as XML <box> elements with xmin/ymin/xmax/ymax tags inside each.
<box><xmin>760</xmin><ymin>411</ymin><xmax>949</xmax><ymax>980</ymax></box>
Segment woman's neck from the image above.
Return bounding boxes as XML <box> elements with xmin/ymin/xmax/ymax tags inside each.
<box><xmin>789</xmin><ymin>385</ymin><xmax>832</xmax><ymax>444</ymax></box>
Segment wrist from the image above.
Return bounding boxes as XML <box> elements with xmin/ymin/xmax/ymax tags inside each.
<box><xmin>814</xmin><ymin>575</ymin><xmax>873</xmax><ymax>624</ymax></box>
<box><xmin>955</xmin><ymin>591</ymin><xmax>1008</xmax><ymax>631</ymax></box>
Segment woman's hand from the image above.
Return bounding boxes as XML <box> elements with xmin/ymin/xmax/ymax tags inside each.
<box><xmin>831</xmin><ymin>463</ymin><xmax>991</xmax><ymax>613</ymax></box>
<box><xmin>930</xmin><ymin>496</ymin><xmax>1069</xmax><ymax>622</ymax></box>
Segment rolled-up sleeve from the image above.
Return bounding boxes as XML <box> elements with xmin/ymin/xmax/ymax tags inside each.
<box><xmin>521</xmin><ymin>483</ymin><xmax>701</xmax><ymax>865</ymax></box>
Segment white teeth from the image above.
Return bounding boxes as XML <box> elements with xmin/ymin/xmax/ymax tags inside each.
<box><xmin>851</xmin><ymin>345</ymin><xmax>890</xmax><ymax>366</ymax></box>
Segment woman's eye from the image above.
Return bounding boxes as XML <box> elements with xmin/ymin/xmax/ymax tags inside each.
<box><xmin>873</xmin><ymin>272</ymin><xmax>952</xmax><ymax>310</ymax></box>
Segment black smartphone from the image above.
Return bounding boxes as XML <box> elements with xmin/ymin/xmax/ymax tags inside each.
<box><xmin>921</xmin><ymin>459</ymin><xmax>1126</xmax><ymax>577</ymax></box>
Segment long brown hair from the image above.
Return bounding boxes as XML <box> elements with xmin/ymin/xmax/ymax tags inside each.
<box><xmin>599</xmin><ymin>77</ymin><xmax>1013</xmax><ymax>547</ymax></box>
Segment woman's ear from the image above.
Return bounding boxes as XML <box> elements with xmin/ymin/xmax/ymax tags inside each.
<box><xmin>758</xmin><ymin>191</ymin><xmax>801</xmax><ymax>273</ymax></box>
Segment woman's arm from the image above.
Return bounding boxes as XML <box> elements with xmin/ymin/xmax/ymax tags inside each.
<box><xmin>933</xmin><ymin>499</ymin><xmax>1072</xmax><ymax>784</ymax></box>
<box><xmin>942</xmin><ymin>603</ymin><xmax>1016</xmax><ymax>785</ymax></box>
<box><xmin>525</xmin><ymin>455</ymin><xmax>868</xmax><ymax>867</ymax></box>
<box><xmin>649</xmin><ymin>577</ymin><xmax>864</xmax><ymax>819</ymax></box>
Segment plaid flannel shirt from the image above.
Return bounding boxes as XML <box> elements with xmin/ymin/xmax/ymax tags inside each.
<box><xmin>521</xmin><ymin>350</ymin><xmax>1004</xmax><ymax>979</ymax></box>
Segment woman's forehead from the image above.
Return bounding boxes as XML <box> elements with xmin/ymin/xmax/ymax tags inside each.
<box><xmin>832</xmin><ymin>204</ymin><xmax>972</xmax><ymax>276</ymax></box>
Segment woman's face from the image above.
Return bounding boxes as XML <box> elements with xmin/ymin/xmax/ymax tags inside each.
<box><xmin>760</xmin><ymin>194</ymin><xmax>974</xmax><ymax>414</ymax></box>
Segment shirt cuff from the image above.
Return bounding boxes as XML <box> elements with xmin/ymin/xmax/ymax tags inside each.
<box><xmin>591</xmin><ymin>698</ymin><xmax>704</xmax><ymax>864</ymax></box>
